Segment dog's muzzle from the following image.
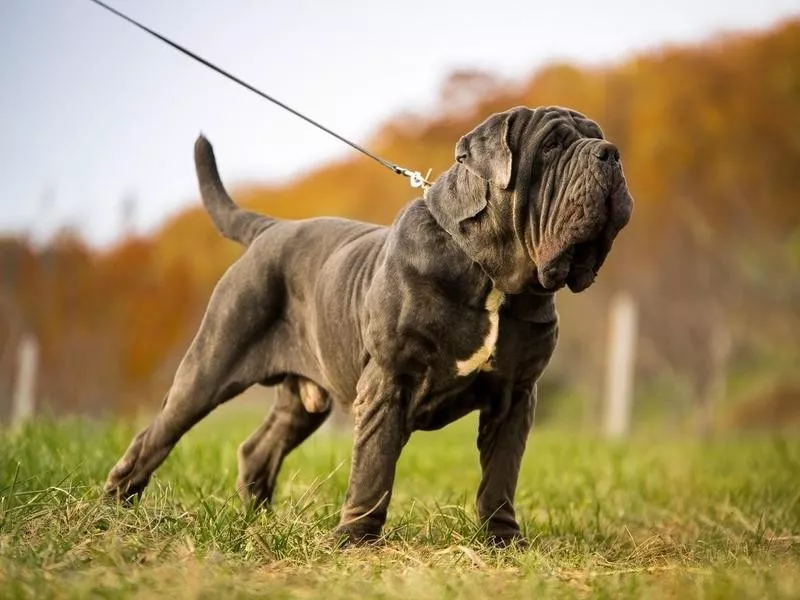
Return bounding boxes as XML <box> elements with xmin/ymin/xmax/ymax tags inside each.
<box><xmin>536</xmin><ymin>141</ymin><xmax>632</xmax><ymax>292</ymax></box>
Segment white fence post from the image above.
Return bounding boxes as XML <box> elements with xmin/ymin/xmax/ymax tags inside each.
<box><xmin>11</xmin><ymin>333</ymin><xmax>39</xmax><ymax>427</ymax></box>
<box><xmin>603</xmin><ymin>293</ymin><xmax>638</xmax><ymax>438</ymax></box>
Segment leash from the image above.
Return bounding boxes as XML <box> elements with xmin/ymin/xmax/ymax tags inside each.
<box><xmin>87</xmin><ymin>0</ymin><xmax>433</xmax><ymax>193</ymax></box>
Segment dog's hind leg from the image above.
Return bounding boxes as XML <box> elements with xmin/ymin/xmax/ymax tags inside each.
<box><xmin>236</xmin><ymin>376</ymin><xmax>331</xmax><ymax>507</ymax></box>
<box><xmin>104</xmin><ymin>253</ymin><xmax>282</xmax><ymax>502</ymax></box>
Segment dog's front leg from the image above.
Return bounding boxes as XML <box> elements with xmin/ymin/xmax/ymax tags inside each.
<box><xmin>476</xmin><ymin>384</ymin><xmax>536</xmax><ymax>547</ymax></box>
<box><xmin>336</xmin><ymin>362</ymin><xmax>409</xmax><ymax>545</ymax></box>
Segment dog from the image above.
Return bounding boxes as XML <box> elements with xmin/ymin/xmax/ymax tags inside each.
<box><xmin>104</xmin><ymin>106</ymin><xmax>633</xmax><ymax>546</ymax></box>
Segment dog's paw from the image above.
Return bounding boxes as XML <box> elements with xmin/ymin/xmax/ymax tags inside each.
<box><xmin>103</xmin><ymin>479</ymin><xmax>143</xmax><ymax>506</ymax></box>
<box><xmin>486</xmin><ymin>531</ymin><xmax>528</xmax><ymax>550</ymax></box>
<box><xmin>103</xmin><ymin>462</ymin><xmax>148</xmax><ymax>506</ymax></box>
<box><xmin>332</xmin><ymin>524</ymin><xmax>384</xmax><ymax>548</ymax></box>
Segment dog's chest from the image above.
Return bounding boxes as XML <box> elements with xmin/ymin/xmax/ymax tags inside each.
<box><xmin>455</xmin><ymin>288</ymin><xmax>506</xmax><ymax>376</ymax></box>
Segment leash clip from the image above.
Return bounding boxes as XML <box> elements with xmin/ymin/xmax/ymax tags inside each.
<box><xmin>402</xmin><ymin>168</ymin><xmax>433</xmax><ymax>191</ymax></box>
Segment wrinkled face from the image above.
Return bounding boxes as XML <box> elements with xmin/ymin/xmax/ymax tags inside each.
<box><xmin>435</xmin><ymin>105</ymin><xmax>634</xmax><ymax>294</ymax></box>
<box><xmin>527</xmin><ymin>108</ymin><xmax>632</xmax><ymax>292</ymax></box>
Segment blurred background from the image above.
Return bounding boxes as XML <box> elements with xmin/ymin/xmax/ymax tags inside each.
<box><xmin>1</xmin><ymin>0</ymin><xmax>798</xmax><ymax>436</ymax></box>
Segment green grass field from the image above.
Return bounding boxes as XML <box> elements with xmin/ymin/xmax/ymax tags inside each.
<box><xmin>1</xmin><ymin>405</ymin><xmax>798</xmax><ymax>599</ymax></box>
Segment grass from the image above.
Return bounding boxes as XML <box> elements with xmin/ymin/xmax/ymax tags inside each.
<box><xmin>1</xmin><ymin>404</ymin><xmax>798</xmax><ymax>599</ymax></box>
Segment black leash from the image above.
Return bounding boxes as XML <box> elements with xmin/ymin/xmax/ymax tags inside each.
<box><xmin>87</xmin><ymin>0</ymin><xmax>432</xmax><ymax>191</ymax></box>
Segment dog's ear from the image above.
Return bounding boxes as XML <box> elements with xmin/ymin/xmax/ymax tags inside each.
<box><xmin>455</xmin><ymin>111</ymin><xmax>514</xmax><ymax>190</ymax></box>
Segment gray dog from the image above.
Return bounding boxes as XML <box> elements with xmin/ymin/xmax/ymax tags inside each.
<box><xmin>105</xmin><ymin>105</ymin><xmax>633</xmax><ymax>546</ymax></box>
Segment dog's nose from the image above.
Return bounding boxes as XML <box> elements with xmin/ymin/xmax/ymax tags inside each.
<box><xmin>593</xmin><ymin>142</ymin><xmax>619</xmax><ymax>162</ymax></box>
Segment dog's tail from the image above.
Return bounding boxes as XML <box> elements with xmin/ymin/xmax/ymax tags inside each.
<box><xmin>194</xmin><ymin>135</ymin><xmax>274</xmax><ymax>247</ymax></box>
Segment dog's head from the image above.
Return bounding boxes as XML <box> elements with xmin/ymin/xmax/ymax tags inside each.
<box><xmin>426</xmin><ymin>106</ymin><xmax>633</xmax><ymax>294</ymax></box>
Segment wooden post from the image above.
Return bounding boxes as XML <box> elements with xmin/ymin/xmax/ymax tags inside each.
<box><xmin>11</xmin><ymin>333</ymin><xmax>38</xmax><ymax>427</ymax></box>
<box><xmin>698</xmin><ymin>319</ymin><xmax>732</xmax><ymax>437</ymax></box>
<box><xmin>604</xmin><ymin>293</ymin><xmax>638</xmax><ymax>438</ymax></box>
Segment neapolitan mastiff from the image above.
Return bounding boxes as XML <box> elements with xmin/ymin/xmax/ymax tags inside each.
<box><xmin>105</xmin><ymin>106</ymin><xmax>633</xmax><ymax>546</ymax></box>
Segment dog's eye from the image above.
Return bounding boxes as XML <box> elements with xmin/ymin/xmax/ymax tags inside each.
<box><xmin>541</xmin><ymin>138</ymin><xmax>560</xmax><ymax>156</ymax></box>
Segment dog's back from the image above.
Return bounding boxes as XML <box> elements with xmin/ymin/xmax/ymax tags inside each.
<box><xmin>195</xmin><ymin>136</ymin><xmax>391</xmax><ymax>397</ymax></box>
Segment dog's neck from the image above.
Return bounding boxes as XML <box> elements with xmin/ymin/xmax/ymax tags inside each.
<box><xmin>424</xmin><ymin>166</ymin><xmax>548</xmax><ymax>297</ymax></box>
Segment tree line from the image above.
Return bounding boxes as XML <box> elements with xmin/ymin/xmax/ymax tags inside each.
<box><xmin>1</xmin><ymin>19</ymin><xmax>798</xmax><ymax>424</ymax></box>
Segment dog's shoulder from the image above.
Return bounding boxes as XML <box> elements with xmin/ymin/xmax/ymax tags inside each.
<box><xmin>385</xmin><ymin>200</ymin><xmax>483</xmax><ymax>285</ymax></box>
<box><xmin>361</xmin><ymin>200</ymin><xmax>497</xmax><ymax>375</ymax></box>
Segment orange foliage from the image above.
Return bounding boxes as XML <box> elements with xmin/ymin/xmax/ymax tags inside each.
<box><xmin>1</xmin><ymin>19</ymin><xmax>798</xmax><ymax>416</ymax></box>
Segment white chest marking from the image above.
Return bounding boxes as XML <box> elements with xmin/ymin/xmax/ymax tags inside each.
<box><xmin>456</xmin><ymin>287</ymin><xmax>506</xmax><ymax>376</ymax></box>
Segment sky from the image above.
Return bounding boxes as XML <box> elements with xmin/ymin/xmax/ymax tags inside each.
<box><xmin>1</xmin><ymin>0</ymin><xmax>798</xmax><ymax>246</ymax></box>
